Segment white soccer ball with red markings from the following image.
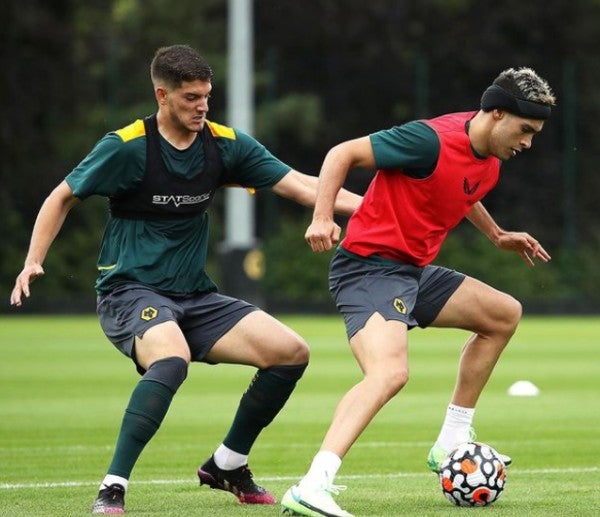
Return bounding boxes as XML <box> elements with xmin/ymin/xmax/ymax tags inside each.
<box><xmin>439</xmin><ymin>442</ymin><xmax>507</xmax><ymax>506</ymax></box>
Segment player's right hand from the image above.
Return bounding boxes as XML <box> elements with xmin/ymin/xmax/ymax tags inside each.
<box><xmin>305</xmin><ymin>218</ymin><xmax>341</xmax><ymax>253</ymax></box>
<box><xmin>10</xmin><ymin>264</ymin><xmax>45</xmax><ymax>307</ymax></box>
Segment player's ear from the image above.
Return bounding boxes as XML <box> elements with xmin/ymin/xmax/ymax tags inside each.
<box><xmin>155</xmin><ymin>86</ymin><xmax>168</xmax><ymax>105</ymax></box>
<box><xmin>492</xmin><ymin>109</ymin><xmax>505</xmax><ymax>120</ymax></box>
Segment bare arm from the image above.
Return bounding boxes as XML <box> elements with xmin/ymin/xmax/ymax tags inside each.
<box><xmin>270</xmin><ymin>169</ymin><xmax>363</xmax><ymax>216</ymax></box>
<box><xmin>305</xmin><ymin>136</ymin><xmax>376</xmax><ymax>252</ymax></box>
<box><xmin>465</xmin><ymin>202</ymin><xmax>503</xmax><ymax>242</ymax></box>
<box><xmin>10</xmin><ymin>181</ymin><xmax>80</xmax><ymax>306</ymax></box>
<box><xmin>466</xmin><ymin>201</ymin><xmax>551</xmax><ymax>266</ymax></box>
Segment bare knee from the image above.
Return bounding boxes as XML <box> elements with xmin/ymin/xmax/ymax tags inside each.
<box><xmin>388</xmin><ymin>369</ymin><xmax>409</xmax><ymax>396</ymax></box>
<box><xmin>371</xmin><ymin>368</ymin><xmax>409</xmax><ymax>403</ymax></box>
<box><xmin>474</xmin><ymin>293</ymin><xmax>522</xmax><ymax>345</ymax></box>
<box><xmin>288</xmin><ymin>337</ymin><xmax>310</xmax><ymax>365</ymax></box>
<box><xmin>497</xmin><ymin>294</ymin><xmax>522</xmax><ymax>337</ymax></box>
<box><xmin>265</xmin><ymin>335</ymin><xmax>309</xmax><ymax>368</ymax></box>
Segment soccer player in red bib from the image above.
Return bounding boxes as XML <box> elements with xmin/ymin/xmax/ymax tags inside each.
<box><xmin>282</xmin><ymin>67</ymin><xmax>555</xmax><ymax>517</ymax></box>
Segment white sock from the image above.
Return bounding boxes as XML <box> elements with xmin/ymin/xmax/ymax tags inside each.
<box><xmin>213</xmin><ymin>444</ymin><xmax>248</xmax><ymax>470</ymax></box>
<box><xmin>435</xmin><ymin>404</ymin><xmax>475</xmax><ymax>451</ymax></box>
<box><xmin>300</xmin><ymin>450</ymin><xmax>342</xmax><ymax>490</ymax></box>
<box><xmin>100</xmin><ymin>474</ymin><xmax>128</xmax><ymax>491</ymax></box>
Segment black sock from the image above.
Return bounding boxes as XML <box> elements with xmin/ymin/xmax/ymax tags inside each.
<box><xmin>223</xmin><ymin>364</ymin><xmax>307</xmax><ymax>455</ymax></box>
<box><xmin>106</xmin><ymin>357</ymin><xmax>187</xmax><ymax>478</ymax></box>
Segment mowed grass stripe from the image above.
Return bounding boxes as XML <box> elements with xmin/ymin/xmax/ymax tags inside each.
<box><xmin>2</xmin><ymin>465</ymin><xmax>598</xmax><ymax>490</ymax></box>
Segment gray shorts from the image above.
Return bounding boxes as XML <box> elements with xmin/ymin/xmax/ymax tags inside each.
<box><xmin>96</xmin><ymin>283</ymin><xmax>258</xmax><ymax>368</ymax></box>
<box><xmin>329</xmin><ymin>250</ymin><xmax>465</xmax><ymax>339</ymax></box>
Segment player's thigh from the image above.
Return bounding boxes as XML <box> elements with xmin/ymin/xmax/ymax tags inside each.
<box><xmin>431</xmin><ymin>276</ymin><xmax>522</xmax><ymax>334</ymax></box>
<box><xmin>350</xmin><ymin>313</ymin><xmax>409</xmax><ymax>389</ymax></box>
<box><xmin>135</xmin><ymin>320</ymin><xmax>191</xmax><ymax>370</ymax></box>
<box><xmin>205</xmin><ymin>310</ymin><xmax>309</xmax><ymax>368</ymax></box>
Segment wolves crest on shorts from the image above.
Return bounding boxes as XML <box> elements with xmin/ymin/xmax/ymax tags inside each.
<box><xmin>141</xmin><ymin>306</ymin><xmax>158</xmax><ymax>321</ymax></box>
<box><xmin>393</xmin><ymin>297</ymin><xmax>407</xmax><ymax>314</ymax></box>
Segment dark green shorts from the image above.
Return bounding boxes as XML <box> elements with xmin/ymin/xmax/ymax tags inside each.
<box><xmin>96</xmin><ymin>283</ymin><xmax>257</xmax><ymax>366</ymax></box>
<box><xmin>329</xmin><ymin>250</ymin><xmax>465</xmax><ymax>339</ymax></box>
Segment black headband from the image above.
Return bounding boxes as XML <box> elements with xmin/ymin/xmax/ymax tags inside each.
<box><xmin>481</xmin><ymin>84</ymin><xmax>552</xmax><ymax>120</ymax></box>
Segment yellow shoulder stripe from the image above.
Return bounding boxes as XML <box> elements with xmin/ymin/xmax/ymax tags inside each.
<box><xmin>206</xmin><ymin>120</ymin><xmax>236</xmax><ymax>140</ymax></box>
<box><xmin>223</xmin><ymin>184</ymin><xmax>256</xmax><ymax>195</ymax></box>
<box><xmin>97</xmin><ymin>264</ymin><xmax>117</xmax><ymax>271</ymax></box>
<box><xmin>115</xmin><ymin>119</ymin><xmax>146</xmax><ymax>142</ymax></box>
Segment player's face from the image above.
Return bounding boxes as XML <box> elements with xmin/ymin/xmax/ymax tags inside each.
<box><xmin>489</xmin><ymin>112</ymin><xmax>544</xmax><ymax>161</ymax></box>
<box><xmin>163</xmin><ymin>80</ymin><xmax>212</xmax><ymax>133</ymax></box>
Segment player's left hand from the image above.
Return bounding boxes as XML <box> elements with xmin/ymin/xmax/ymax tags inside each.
<box><xmin>495</xmin><ymin>231</ymin><xmax>551</xmax><ymax>266</ymax></box>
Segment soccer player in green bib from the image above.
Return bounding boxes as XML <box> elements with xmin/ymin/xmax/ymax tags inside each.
<box><xmin>10</xmin><ymin>44</ymin><xmax>361</xmax><ymax>515</ymax></box>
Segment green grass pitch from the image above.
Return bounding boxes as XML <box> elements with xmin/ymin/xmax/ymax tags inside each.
<box><xmin>1</xmin><ymin>314</ymin><xmax>599</xmax><ymax>516</ymax></box>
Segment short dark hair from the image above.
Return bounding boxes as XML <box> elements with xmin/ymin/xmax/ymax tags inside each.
<box><xmin>150</xmin><ymin>44</ymin><xmax>213</xmax><ymax>89</ymax></box>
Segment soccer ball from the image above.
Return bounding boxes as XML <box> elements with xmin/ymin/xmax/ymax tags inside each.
<box><xmin>439</xmin><ymin>442</ymin><xmax>507</xmax><ymax>506</ymax></box>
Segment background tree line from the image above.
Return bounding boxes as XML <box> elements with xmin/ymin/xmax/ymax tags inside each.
<box><xmin>1</xmin><ymin>0</ymin><xmax>599</xmax><ymax>313</ymax></box>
